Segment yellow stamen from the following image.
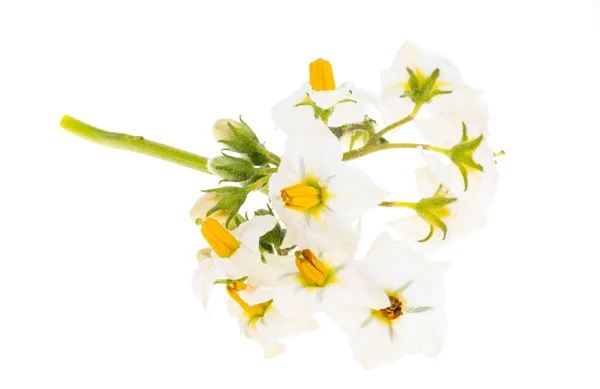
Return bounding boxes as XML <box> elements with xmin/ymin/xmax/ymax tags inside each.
<box><xmin>295</xmin><ymin>249</ymin><xmax>328</xmax><ymax>287</ymax></box>
<box><xmin>226</xmin><ymin>283</ymin><xmax>271</xmax><ymax>317</ymax></box>
<box><xmin>309</xmin><ymin>58</ymin><xmax>336</xmax><ymax>91</ymax></box>
<box><xmin>280</xmin><ymin>184</ymin><xmax>320</xmax><ymax>211</ymax></box>
<box><xmin>200</xmin><ymin>218</ymin><xmax>240</xmax><ymax>258</ymax></box>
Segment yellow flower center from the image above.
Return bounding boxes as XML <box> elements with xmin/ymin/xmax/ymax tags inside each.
<box><xmin>377</xmin><ymin>295</ymin><xmax>405</xmax><ymax>321</ymax></box>
<box><xmin>226</xmin><ymin>282</ymin><xmax>272</xmax><ymax>318</ymax></box>
<box><xmin>200</xmin><ymin>217</ymin><xmax>240</xmax><ymax>258</ymax></box>
<box><xmin>280</xmin><ymin>183</ymin><xmax>321</xmax><ymax>211</ymax></box>
<box><xmin>309</xmin><ymin>58</ymin><xmax>336</xmax><ymax>91</ymax></box>
<box><xmin>295</xmin><ymin>249</ymin><xmax>329</xmax><ymax>287</ymax></box>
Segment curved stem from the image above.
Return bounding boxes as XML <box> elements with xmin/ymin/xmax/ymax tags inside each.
<box><xmin>376</xmin><ymin>102</ymin><xmax>422</xmax><ymax>138</ymax></box>
<box><xmin>343</xmin><ymin>142</ymin><xmax>450</xmax><ymax>161</ymax></box>
<box><xmin>60</xmin><ymin>115</ymin><xmax>212</xmax><ymax>174</ymax></box>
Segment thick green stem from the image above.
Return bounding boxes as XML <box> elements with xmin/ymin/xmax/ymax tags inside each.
<box><xmin>60</xmin><ymin>115</ymin><xmax>212</xmax><ymax>174</ymax></box>
<box><xmin>343</xmin><ymin>142</ymin><xmax>450</xmax><ymax>161</ymax></box>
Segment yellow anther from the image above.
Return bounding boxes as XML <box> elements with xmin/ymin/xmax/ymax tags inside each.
<box><xmin>226</xmin><ymin>283</ymin><xmax>271</xmax><ymax>317</ymax></box>
<box><xmin>295</xmin><ymin>249</ymin><xmax>329</xmax><ymax>287</ymax></box>
<box><xmin>200</xmin><ymin>217</ymin><xmax>240</xmax><ymax>258</ymax></box>
<box><xmin>309</xmin><ymin>58</ymin><xmax>336</xmax><ymax>91</ymax></box>
<box><xmin>280</xmin><ymin>184</ymin><xmax>320</xmax><ymax>211</ymax></box>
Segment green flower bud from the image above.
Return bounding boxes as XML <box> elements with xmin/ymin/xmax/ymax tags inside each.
<box><xmin>209</xmin><ymin>155</ymin><xmax>256</xmax><ymax>183</ymax></box>
<box><xmin>212</xmin><ymin>119</ymin><xmax>240</xmax><ymax>142</ymax></box>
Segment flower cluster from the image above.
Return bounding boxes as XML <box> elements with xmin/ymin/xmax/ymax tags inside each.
<box><xmin>189</xmin><ymin>42</ymin><xmax>500</xmax><ymax>368</ymax></box>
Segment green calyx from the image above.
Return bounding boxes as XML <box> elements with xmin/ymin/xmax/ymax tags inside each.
<box><xmin>253</xmin><ymin>206</ymin><xmax>295</xmax><ymax>263</ymax></box>
<box><xmin>202</xmin><ymin>174</ymin><xmax>272</xmax><ymax>229</ymax></box>
<box><xmin>209</xmin><ymin>154</ymin><xmax>257</xmax><ymax>183</ymax></box>
<box><xmin>401</xmin><ymin>67</ymin><xmax>452</xmax><ymax>104</ymax></box>
<box><xmin>215</xmin><ymin>117</ymin><xmax>275</xmax><ymax>166</ymax></box>
<box><xmin>295</xmin><ymin>93</ymin><xmax>356</xmax><ymax>125</ymax></box>
<box><xmin>449</xmin><ymin>122</ymin><xmax>485</xmax><ymax>191</ymax></box>
<box><xmin>414</xmin><ymin>185</ymin><xmax>458</xmax><ymax>242</ymax></box>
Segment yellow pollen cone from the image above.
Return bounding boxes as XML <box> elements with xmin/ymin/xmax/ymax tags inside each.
<box><xmin>309</xmin><ymin>58</ymin><xmax>336</xmax><ymax>91</ymax></box>
<box><xmin>201</xmin><ymin>218</ymin><xmax>240</xmax><ymax>258</ymax></box>
<box><xmin>281</xmin><ymin>184</ymin><xmax>320</xmax><ymax>211</ymax></box>
<box><xmin>226</xmin><ymin>283</ymin><xmax>271</xmax><ymax>317</ymax></box>
<box><xmin>295</xmin><ymin>249</ymin><xmax>328</xmax><ymax>287</ymax></box>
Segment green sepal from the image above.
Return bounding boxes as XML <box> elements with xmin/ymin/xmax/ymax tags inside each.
<box><xmin>414</xmin><ymin>185</ymin><xmax>458</xmax><ymax>242</ymax></box>
<box><xmin>258</xmin><ymin>223</ymin><xmax>290</xmax><ymax>263</ymax></box>
<box><xmin>202</xmin><ymin>186</ymin><xmax>249</xmax><ymax>228</ymax></box>
<box><xmin>216</xmin><ymin>117</ymin><xmax>276</xmax><ymax>167</ymax></box>
<box><xmin>401</xmin><ymin>67</ymin><xmax>452</xmax><ymax>105</ymax></box>
<box><xmin>209</xmin><ymin>154</ymin><xmax>257</xmax><ymax>183</ymax></box>
<box><xmin>295</xmin><ymin>94</ymin><xmax>356</xmax><ymax>125</ymax></box>
<box><xmin>449</xmin><ymin>123</ymin><xmax>485</xmax><ymax>191</ymax></box>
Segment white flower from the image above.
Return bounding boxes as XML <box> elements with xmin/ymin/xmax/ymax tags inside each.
<box><xmin>415</xmin><ymin>86</ymin><xmax>489</xmax><ymax>148</ymax></box>
<box><xmin>191</xmin><ymin>215</ymin><xmax>278</xmax><ymax>308</ymax></box>
<box><xmin>272</xmin><ymin>58</ymin><xmax>376</xmax><ymax>134</ymax></box>
<box><xmin>387</xmin><ymin>166</ymin><xmax>486</xmax><ymax>251</ymax></box>
<box><xmin>381</xmin><ymin>41</ymin><xmax>467</xmax><ymax>127</ymax></box>
<box><xmin>328</xmin><ymin>233</ymin><xmax>448</xmax><ymax>369</ymax></box>
<box><xmin>273</xmin><ymin>247</ymin><xmax>390</xmax><ymax>318</ymax></box>
<box><xmin>268</xmin><ymin>129</ymin><xmax>388</xmax><ymax>252</ymax></box>
<box><xmin>425</xmin><ymin>135</ymin><xmax>499</xmax><ymax>212</ymax></box>
<box><xmin>225</xmin><ymin>282</ymin><xmax>318</xmax><ymax>358</ymax></box>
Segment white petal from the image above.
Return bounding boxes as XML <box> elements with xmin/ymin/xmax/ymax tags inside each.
<box><xmin>191</xmin><ymin>257</ymin><xmax>223</xmax><ymax>310</ymax></box>
<box><xmin>326</xmin><ymin>164</ymin><xmax>389</xmax><ymax>222</ymax></box>
<box><xmin>235</xmin><ymin>215</ymin><xmax>277</xmax><ymax>254</ymax></box>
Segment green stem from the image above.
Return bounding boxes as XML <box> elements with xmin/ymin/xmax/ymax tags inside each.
<box><xmin>257</xmin><ymin>144</ymin><xmax>281</xmax><ymax>166</ymax></box>
<box><xmin>255</xmin><ymin>167</ymin><xmax>278</xmax><ymax>175</ymax></box>
<box><xmin>60</xmin><ymin>115</ymin><xmax>212</xmax><ymax>174</ymax></box>
<box><xmin>379</xmin><ymin>201</ymin><xmax>417</xmax><ymax>209</ymax></box>
<box><xmin>245</xmin><ymin>174</ymin><xmax>271</xmax><ymax>192</ymax></box>
<box><xmin>343</xmin><ymin>142</ymin><xmax>450</xmax><ymax>161</ymax></box>
<box><xmin>375</xmin><ymin>102</ymin><xmax>422</xmax><ymax>138</ymax></box>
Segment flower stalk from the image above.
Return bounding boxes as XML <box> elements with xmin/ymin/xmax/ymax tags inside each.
<box><xmin>342</xmin><ymin>142</ymin><xmax>450</xmax><ymax>161</ymax></box>
<box><xmin>60</xmin><ymin>115</ymin><xmax>212</xmax><ymax>174</ymax></box>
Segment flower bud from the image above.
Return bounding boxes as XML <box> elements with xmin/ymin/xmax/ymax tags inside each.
<box><xmin>212</xmin><ymin>118</ymin><xmax>257</xmax><ymax>143</ymax></box>
<box><xmin>212</xmin><ymin>119</ymin><xmax>241</xmax><ymax>142</ymax></box>
<box><xmin>209</xmin><ymin>155</ymin><xmax>256</xmax><ymax>183</ymax></box>
<box><xmin>190</xmin><ymin>193</ymin><xmax>229</xmax><ymax>225</ymax></box>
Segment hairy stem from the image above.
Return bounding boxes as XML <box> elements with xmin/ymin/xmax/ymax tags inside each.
<box><xmin>343</xmin><ymin>142</ymin><xmax>450</xmax><ymax>161</ymax></box>
<box><xmin>60</xmin><ymin>115</ymin><xmax>212</xmax><ymax>174</ymax></box>
<box><xmin>257</xmin><ymin>144</ymin><xmax>281</xmax><ymax>166</ymax></box>
<box><xmin>375</xmin><ymin>102</ymin><xmax>422</xmax><ymax>138</ymax></box>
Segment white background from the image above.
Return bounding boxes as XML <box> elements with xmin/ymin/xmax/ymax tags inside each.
<box><xmin>1</xmin><ymin>0</ymin><xmax>599</xmax><ymax>387</ymax></box>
